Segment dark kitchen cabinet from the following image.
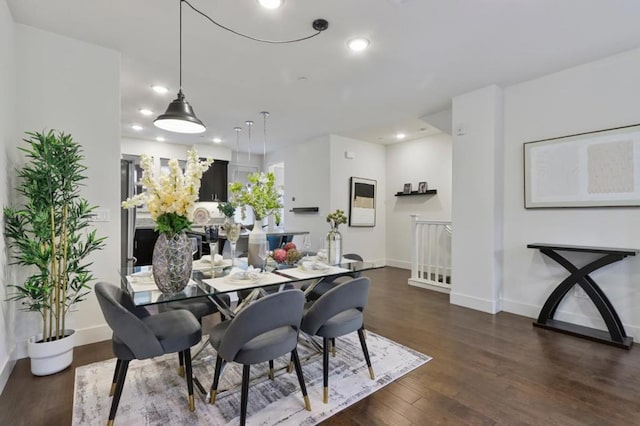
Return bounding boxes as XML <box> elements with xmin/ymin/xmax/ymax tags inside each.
<box><xmin>133</xmin><ymin>228</ymin><xmax>158</xmax><ymax>266</ymax></box>
<box><xmin>199</xmin><ymin>159</ymin><xmax>228</xmax><ymax>202</ymax></box>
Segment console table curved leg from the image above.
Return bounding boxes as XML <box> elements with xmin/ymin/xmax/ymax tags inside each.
<box><xmin>529</xmin><ymin>245</ymin><xmax>635</xmax><ymax>349</ymax></box>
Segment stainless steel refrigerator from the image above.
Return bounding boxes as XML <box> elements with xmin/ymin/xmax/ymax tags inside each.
<box><xmin>120</xmin><ymin>159</ymin><xmax>136</xmax><ymax>270</ymax></box>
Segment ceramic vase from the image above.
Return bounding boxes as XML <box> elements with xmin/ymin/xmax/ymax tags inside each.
<box><xmin>152</xmin><ymin>231</ymin><xmax>192</xmax><ymax>293</ymax></box>
<box><xmin>248</xmin><ymin>220</ymin><xmax>267</xmax><ymax>269</ymax></box>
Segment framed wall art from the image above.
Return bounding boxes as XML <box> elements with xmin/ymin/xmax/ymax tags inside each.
<box><xmin>524</xmin><ymin>123</ymin><xmax>640</xmax><ymax>208</ymax></box>
<box><xmin>349</xmin><ymin>177</ymin><xmax>376</xmax><ymax>227</ymax></box>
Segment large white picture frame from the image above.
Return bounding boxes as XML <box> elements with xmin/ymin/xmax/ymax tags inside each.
<box><xmin>524</xmin><ymin>124</ymin><xmax>640</xmax><ymax>208</ymax></box>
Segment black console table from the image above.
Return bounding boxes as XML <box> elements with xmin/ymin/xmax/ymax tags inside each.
<box><xmin>527</xmin><ymin>243</ymin><xmax>637</xmax><ymax>349</ymax></box>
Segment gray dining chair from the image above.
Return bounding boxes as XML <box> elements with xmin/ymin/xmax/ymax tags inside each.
<box><xmin>207</xmin><ymin>289</ymin><xmax>311</xmax><ymax>426</ymax></box>
<box><xmin>300</xmin><ymin>276</ymin><xmax>374</xmax><ymax>403</ymax></box>
<box><xmin>95</xmin><ymin>282</ymin><xmax>202</xmax><ymax>426</ymax></box>
<box><xmin>159</xmin><ymin>293</ymin><xmax>230</xmax><ymax>376</ymax></box>
<box><xmin>303</xmin><ymin>253</ymin><xmax>364</xmax><ymax>301</ymax></box>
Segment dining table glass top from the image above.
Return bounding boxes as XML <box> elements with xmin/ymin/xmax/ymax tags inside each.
<box><xmin>121</xmin><ymin>256</ymin><xmax>382</xmax><ymax>307</ymax></box>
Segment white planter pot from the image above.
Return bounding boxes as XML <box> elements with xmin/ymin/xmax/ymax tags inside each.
<box><xmin>27</xmin><ymin>329</ymin><xmax>75</xmax><ymax>376</ymax></box>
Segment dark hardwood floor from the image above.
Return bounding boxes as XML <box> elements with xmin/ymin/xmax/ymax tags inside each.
<box><xmin>2</xmin><ymin>267</ymin><xmax>640</xmax><ymax>425</ymax></box>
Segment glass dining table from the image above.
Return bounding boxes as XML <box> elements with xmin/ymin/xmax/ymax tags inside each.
<box><xmin>120</xmin><ymin>257</ymin><xmax>382</xmax><ymax>399</ymax></box>
<box><xmin>121</xmin><ymin>257</ymin><xmax>382</xmax><ymax>317</ymax></box>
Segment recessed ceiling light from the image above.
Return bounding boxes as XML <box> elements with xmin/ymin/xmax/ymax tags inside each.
<box><xmin>347</xmin><ymin>37</ymin><xmax>370</xmax><ymax>52</ymax></box>
<box><xmin>139</xmin><ymin>108</ymin><xmax>153</xmax><ymax>116</ymax></box>
<box><xmin>151</xmin><ymin>85</ymin><xmax>169</xmax><ymax>94</ymax></box>
<box><xmin>258</xmin><ymin>0</ymin><xmax>283</xmax><ymax>9</ymax></box>
<box><xmin>156</xmin><ymin>136</ymin><xmax>165</xmax><ymax>142</ymax></box>
<box><xmin>212</xmin><ymin>137</ymin><xmax>222</xmax><ymax>144</ymax></box>
<box><xmin>396</xmin><ymin>133</ymin><xmax>406</xmax><ymax>140</ymax></box>
<box><xmin>131</xmin><ymin>124</ymin><xmax>143</xmax><ymax>131</ymax></box>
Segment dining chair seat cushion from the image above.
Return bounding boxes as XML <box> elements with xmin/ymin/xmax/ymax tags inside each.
<box><xmin>143</xmin><ymin>310</ymin><xmax>202</xmax><ymax>354</ymax></box>
<box><xmin>207</xmin><ymin>320</ymin><xmax>232</xmax><ymax>350</ymax></box>
<box><xmin>209</xmin><ymin>320</ymin><xmax>298</xmax><ymax>365</ymax></box>
<box><xmin>160</xmin><ymin>294</ymin><xmax>230</xmax><ymax>319</ymax></box>
<box><xmin>314</xmin><ymin>308</ymin><xmax>363</xmax><ymax>338</ymax></box>
<box><xmin>234</xmin><ymin>327</ymin><xmax>298</xmax><ymax>365</ymax></box>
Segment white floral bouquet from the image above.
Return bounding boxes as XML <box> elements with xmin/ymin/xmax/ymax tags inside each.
<box><xmin>229</xmin><ymin>172</ymin><xmax>282</xmax><ymax>222</ymax></box>
<box><xmin>122</xmin><ymin>149</ymin><xmax>213</xmax><ymax>235</ymax></box>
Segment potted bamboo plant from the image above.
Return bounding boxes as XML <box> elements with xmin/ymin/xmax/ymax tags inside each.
<box><xmin>4</xmin><ymin>130</ymin><xmax>106</xmax><ymax>376</ymax></box>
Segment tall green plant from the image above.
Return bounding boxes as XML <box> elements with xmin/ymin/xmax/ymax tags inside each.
<box><xmin>4</xmin><ymin>130</ymin><xmax>106</xmax><ymax>342</ymax></box>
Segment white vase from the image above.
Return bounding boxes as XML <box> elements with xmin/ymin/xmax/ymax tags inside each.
<box><xmin>27</xmin><ymin>329</ymin><xmax>75</xmax><ymax>376</ymax></box>
<box><xmin>248</xmin><ymin>220</ymin><xmax>267</xmax><ymax>269</ymax></box>
<box><xmin>326</xmin><ymin>227</ymin><xmax>342</xmax><ymax>265</ymax></box>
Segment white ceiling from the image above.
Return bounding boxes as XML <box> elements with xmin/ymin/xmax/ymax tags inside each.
<box><xmin>8</xmin><ymin>0</ymin><xmax>640</xmax><ymax>153</ymax></box>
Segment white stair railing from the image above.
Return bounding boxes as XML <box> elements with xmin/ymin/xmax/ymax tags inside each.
<box><xmin>409</xmin><ymin>215</ymin><xmax>452</xmax><ymax>293</ymax></box>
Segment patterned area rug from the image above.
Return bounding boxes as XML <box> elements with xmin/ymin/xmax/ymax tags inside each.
<box><xmin>73</xmin><ymin>331</ymin><xmax>431</xmax><ymax>425</ymax></box>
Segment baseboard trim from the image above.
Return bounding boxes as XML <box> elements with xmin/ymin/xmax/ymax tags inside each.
<box><xmin>408</xmin><ymin>279</ymin><xmax>451</xmax><ymax>294</ymax></box>
<box><xmin>0</xmin><ymin>356</ymin><xmax>17</xmax><ymax>396</ymax></box>
<box><xmin>450</xmin><ymin>292</ymin><xmax>501</xmax><ymax>314</ymax></box>
<box><xmin>385</xmin><ymin>259</ymin><xmax>411</xmax><ymax>270</ymax></box>
<box><xmin>13</xmin><ymin>324</ymin><xmax>112</xmax><ymax>360</ymax></box>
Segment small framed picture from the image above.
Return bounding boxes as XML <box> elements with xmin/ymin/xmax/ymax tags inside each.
<box><xmin>418</xmin><ymin>181</ymin><xmax>428</xmax><ymax>193</ymax></box>
<box><xmin>403</xmin><ymin>183</ymin><xmax>412</xmax><ymax>194</ymax></box>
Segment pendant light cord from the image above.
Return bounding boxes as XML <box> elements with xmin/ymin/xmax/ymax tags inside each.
<box><xmin>261</xmin><ymin>111</ymin><xmax>269</xmax><ymax>159</ymax></box>
<box><xmin>181</xmin><ymin>0</ymin><xmax>327</xmax><ymax>44</ymax></box>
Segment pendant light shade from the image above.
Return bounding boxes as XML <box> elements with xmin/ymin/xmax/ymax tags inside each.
<box><xmin>154</xmin><ymin>0</ymin><xmax>206</xmax><ymax>134</ymax></box>
<box><xmin>154</xmin><ymin>90</ymin><xmax>206</xmax><ymax>134</ymax></box>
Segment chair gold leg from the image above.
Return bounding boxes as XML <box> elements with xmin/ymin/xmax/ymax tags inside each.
<box><xmin>109</xmin><ymin>383</ymin><xmax>116</xmax><ymax>397</ymax></box>
<box><xmin>331</xmin><ymin>342</ymin><xmax>336</xmax><ymax>357</ymax></box>
<box><xmin>178</xmin><ymin>366</ymin><xmax>185</xmax><ymax>377</ymax></box>
<box><xmin>269</xmin><ymin>367</ymin><xmax>275</xmax><ymax>380</ymax></box>
<box><xmin>369</xmin><ymin>366</ymin><xmax>375</xmax><ymax>380</ymax></box>
<box><xmin>287</xmin><ymin>361</ymin><xmax>293</xmax><ymax>373</ymax></box>
<box><xmin>323</xmin><ymin>387</ymin><xmax>329</xmax><ymax>403</ymax></box>
<box><xmin>189</xmin><ymin>395</ymin><xmax>195</xmax><ymax>412</ymax></box>
<box><xmin>107</xmin><ymin>420</ymin><xmax>114</xmax><ymax>426</ymax></box>
<box><xmin>209</xmin><ymin>390</ymin><xmax>217</xmax><ymax>404</ymax></box>
<box><xmin>304</xmin><ymin>395</ymin><xmax>312</xmax><ymax>411</ymax></box>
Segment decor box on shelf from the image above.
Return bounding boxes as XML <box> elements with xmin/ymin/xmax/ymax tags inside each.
<box><xmin>229</xmin><ymin>171</ymin><xmax>283</xmax><ymax>268</ymax></box>
<box><xmin>122</xmin><ymin>149</ymin><xmax>212</xmax><ymax>293</ymax></box>
<box><xmin>4</xmin><ymin>130</ymin><xmax>106</xmax><ymax>376</ymax></box>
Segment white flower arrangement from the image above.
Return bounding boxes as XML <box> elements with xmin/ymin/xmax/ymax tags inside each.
<box><xmin>122</xmin><ymin>149</ymin><xmax>213</xmax><ymax>235</ymax></box>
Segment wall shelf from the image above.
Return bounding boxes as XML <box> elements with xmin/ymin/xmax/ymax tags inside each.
<box><xmin>289</xmin><ymin>207</ymin><xmax>319</xmax><ymax>213</ymax></box>
<box><xmin>395</xmin><ymin>189</ymin><xmax>437</xmax><ymax>197</ymax></box>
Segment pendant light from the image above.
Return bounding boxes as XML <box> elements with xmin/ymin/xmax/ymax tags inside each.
<box><xmin>154</xmin><ymin>0</ymin><xmax>206</xmax><ymax>134</ymax></box>
<box><xmin>246</xmin><ymin>120</ymin><xmax>254</xmax><ymax>163</ymax></box>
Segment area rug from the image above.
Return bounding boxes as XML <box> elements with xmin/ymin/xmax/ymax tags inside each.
<box><xmin>73</xmin><ymin>331</ymin><xmax>431</xmax><ymax>425</ymax></box>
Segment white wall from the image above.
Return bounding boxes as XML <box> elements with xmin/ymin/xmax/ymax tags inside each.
<box><xmin>268</xmin><ymin>136</ymin><xmax>331</xmax><ymax>250</ymax></box>
<box><xmin>10</xmin><ymin>24</ymin><xmax>121</xmax><ymax>358</ymax></box>
<box><xmin>329</xmin><ymin>135</ymin><xmax>386</xmax><ymax>263</ymax></box>
<box><xmin>501</xmin><ymin>48</ymin><xmax>640</xmax><ymax>339</ymax></box>
<box><xmin>385</xmin><ymin>134</ymin><xmax>452</xmax><ymax>268</ymax></box>
<box><xmin>121</xmin><ymin>137</ymin><xmax>232</xmax><ymax>162</ymax></box>
<box><xmin>0</xmin><ymin>0</ymin><xmax>16</xmax><ymax>394</ymax></box>
<box><xmin>451</xmin><ymin>85</ymin><xmax>504</xmax><ymax>314</ymax></box>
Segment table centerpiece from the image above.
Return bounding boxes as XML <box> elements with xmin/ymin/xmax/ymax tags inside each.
<box><xmin>229</xmin><ymin>171</ymin><xmax>282</xmax><ymax>269</ymax></box>
<box><xmin>326</xmin><ymin>209</ymin><xmax>347</xmax><ymax>265</ymax></box>
<box><xmin>122</xmin><ymin>149</ymin><xmax>212</xmax><ymax>293</ymax></box>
